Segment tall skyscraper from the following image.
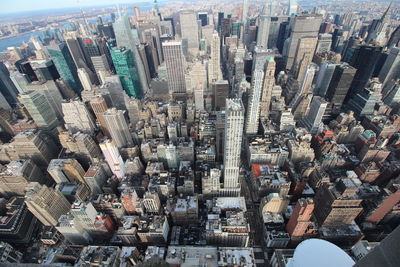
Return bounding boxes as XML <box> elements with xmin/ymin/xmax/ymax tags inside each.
<box><xmin>103</xmin><ymin>108</ymin><xmax>133</xmax><ymax>148</ymax></box>
<box><xmin>162</xmin><ymin>41</ymin><xmax>186</xmax><ymax>98</ymax></box>
<box><xmin>47</xmin><ymin>158</ymin><xmax>86</xmax><ymax>184</ymax></box>
<box><xmin>47</xmin><ymin>42</ymin><xmax>82</xmax><ymax>94</ymax></box>
<box><xmin>78</xmin><ymin>68</ymin><xmax>95</xmax><ymax>91</ymax></box>
<box><xmin>99</xmin><ymin>139</ymin><xmax>125</xmax><ymax>179</ymax></box>
<box><xmin>365</xmin><ymin>2</ymin><xmax>392</xmax><ymax>45</ymax></box>
<box><xmin>89</xmin><ymin>96</ymin><xmax>110</xmax><ymax>137</ymax></box>
<box><xmin>260</xmin><ymin>57</ymin><xmax>276</xmax><ymax>117</ymax></box>
<box><xmin>283</xmin><ymin>14</ymin><xmax>322</xmax><ymax>70</ymax></box>
<box><xmin>257</xmin><ymin>15</ymin><xmax>271</xmax><ymax>48</ymax></box>
<box><xmin>223</xmin><ymin>99</ymin><xmax>245</xmax><ymax>196</ymax></box>
<box><xmin>300</xmin><ymin>96</ymin><xmax>327</xmax><ymax>134</ymax></box>
<box><xmin>18</xmin><ymin>91</ymin><xmax>60</xmax><ymax>134</ymax></box>
<box><xmin>292</xmin><ymin>37</ymin><xmax>318</xmax><ymax>82</ymax></box>
<box><xmin>0</xmin><ymin>62</ymin><xmax>19</xmax><ymax>108</ymax></box>
<box><xmin>179</xmin><ymin>11</ymin><xmax>200</xmax><ymax>56</ymax></box>
<box><xmin>379</xmin><ymin>47</ymin><xmax>400</xmax><ymax>91</ymax></box>
<box><xmin>62</xmin><ymin>100</ymin><xmax>96</xmax><ymax>134</ymax></box>
<box><xmin>245</xmin><ymin>47</ymin><xmax>270</xmax><ymax>135</ymax></box>
<box><xmin>208</xmin><ymin>32</ymin><xmax>223</xmax><ymax>84</ymax></box>
<box><xmin>110</xmin><ymin>47</ymin><xmax>143</xmax><ymax>99</ymax></box>
<box><xmin>242</xmin><ymin>0</ymin><xmax>249</xmax><ymax>24</ymax></box>
<box><xmin>287</xmin><ymin>0</ymin><xmax>298</xmax><ymax>16</ymax></box>
<box><xmin>113</xmin><ymin>14</ymin><xmax>149</xmax><ymax>93</ymax></box>
<box><xmin>25</xmin><ymin>183</ymin><xmax>71</xmax><ymax>227</ymax></box>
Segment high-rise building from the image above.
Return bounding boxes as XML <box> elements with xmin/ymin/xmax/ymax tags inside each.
<box><xmin>18</xmin><ymin>91</ymin><xmax>60</xmax><ymax>134</ymax></box>
<box><xmin>300</xmin><ymin>96</ymin><xmax>327</xmax><ymax>135</ymax></box>
<box><xmin>208</xmin><ymin>32</ymin><xmax>223</xmax><ymax>84</ymax></box>
<box><xmin>11</xmin><ymin>130</ymin><xmax>59</xmax><ymax>168</ymax></box>
<box><xmin>245</xmin><ymin>47</ymin><xmax>270</xmax><ymax>135</ymax></box>
<box><xmin>113</xmin><ymin>15</ymin><xmax>149</xmax><ymax>93</ymax></box>
<box><xmin>257</xmin><ymin>15</ymin><xmax>271</xmax><ymax>48</ymax></box>
<box><xmin>365</xmin><ymin>3</ymin><xmax>392</xmax><ymax>45</ymax></box>
<box><xmin>242</xmin><ymin>0</ymin><xmax>248</xmax><ymax>24</ymax></box>
<box><xmin>62</xmin><ymin>100</ymin><xmax>96</xmax><ymax>134</ymax></box>
<box><xmin>316</xmin><ymin>33</ymin><xmax>332</xmax><ymax>53</ymax></box>
<box><xmin>223</xmin><ymin>99</ymin><xmax>245</xmax><ymax>196</ymax></box>
<box><xmin>347</xmin><ymin>79</ymin><xmax>383</xmax><ymax>118</ymax></box>
<box><xmin>260</xmin><ymin>57</ymin><xmax>276</xmax><ymax>117</ymax></box>
<box><xmin>77</xmin><ymin>68</ymin><xmax>95</xmax><ymax>91</ymax></box>
<box><xmin>286</xmin><ymin>198</ymin><xmax>314</xmax><ymax>238</ymax></box>
<box><xmin>0</xmin><ymin>62</ymin><xmax>19</xmax><ymax>108</ymax></box>
<box><xmin>198</xmin><ymin>12</ymin><xmax>208</xmax><ymax>26</ymax></box>
<box><xmin>283</xmin><ymin>14</ymin><xmax>322</xmax><ymax>70</ymax></box>
<box><xmin>314</xmin><ymin>62</ymin><xmax>339</xmax><ymax>97</ymax></box>
<box><xmin>47</xmin><ymin>42</ymin><xmax>82</xmax><ymax>94</ymax></box>
<box><xmin>292</xmin><ymin>37</ymin><xmax>318</xmax><ymax>82</ymax></box>
<box><xmin>25</xmin><ymin>183</ymin><xmax>71</xmax><ymax>226</ymax></box>
<box><xmin>379</xmin><ymin>47</ymin><xmax>400</xmax><ymax>91</ymax></box>
<box><xmin>143</xmin><ymin>191</ymin><xmax>161</xmax><ymax>214</ymax></box>
<box><xmin>110</xmin><ymin>47</ymin><xmax>143</xmax><ymax>99</ymax></box>
<box><xmin>47</xmin><ymin>158</ymin><xmax>86</xmax><ymax>184</ymax></box>
<box><xmin>162</xmin><ymin>41</ymin><xmax>186</xmax><ymax>98</ymax></box>
<box><xmin>99</xmin><ymin>139</ymin><xmax>125</xmax><ymax>179</ymax></box>
<box><xmin>287</xmin><ymin>0</ymin><xmax>298</xmax><ymax>16</ymax></box>
<box><xmin>180</xmin><ymin>11</ymin><xmax>200</xmax><ymax>55</ymax></box>
<box><xmin>89</xmin><ymin>96</ymin><xmax>110</xmax><ymax>137</ymax></box>
<box><xmin>103</xmin><ymin>108</ymin><xmax>133</xmax><ymax>148</ymax></box>
<box><xmin>212</xmin><ymin>80</ymin><xmax>229</xmax><ymax>111</ymax></box>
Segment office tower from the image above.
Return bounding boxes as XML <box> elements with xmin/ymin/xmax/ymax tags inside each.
<box><xmin>354</xmin><ymin>224</ymin><xmax>400</xmax><ymax>267</ymax></box>
<box><xmin>47</xmin><ymin>42</ymin><xmax>82</xmax><ymax>94</ymax></box>
<box><xmin>110</xmin><ymin>47</ymin><xmax>143</xmax><ymax>99</ymax></box>
<box><xmin>180</xmin><ymin>11</ymin><xmax>200</xmax><ymax>55</ymax></box>
<box><xmin>316</xmin><ymin>33</ymin><xmax>332</xmax><ymax>53</ymax></box>
<box><xmin>59</xmin><ymin>131</ymin><xmax>101</xmax><ymax>167</ymax></box>
<box><xmin>291</xmin><ymin>64</ymin><xmax>317</xmax><ymax>108</ymax></box>
<box><xmin>314</xmin><ymin>62</ymin><xmax>338</xmax><ymax>97</ymax></box>
<box><xmin>103</xmin><ymin>108</ymin><xmax>132</xmax><ymax>148</ymax></box>
<box><xmin>162</xmin><ymin>41</ymin><xmax>186</xmax><ymax>98</ymax></box>
<box><xmin>198</xmin><ymin>12</ymin><xmax>208</xmax><ymax>26</ymax></box>
<box><xmin>0</xmin><ymin>160</ymin><xmax>45</xmax><ymax>197</ymax></box>
<box><xmin>0</xmin><ymin>62</ymin><xmax>19</xmax><ymax>107</ymax></box>
<box><xmin>212</xmin><ymin>80</ymin><xmax>229</xmax><ymax>110</ymax></box>
<box><xmin>11</xmin><ymin>130</ymin><xmax>59</xmax><ymax>168</ymax></box>
<box><xmin>25</xmin><ymin>183</ymin><xmax>71</xmax><ymax>227</ymax></box>
<box><xmin>62</xmin><ymin>100</ymin><xmax>96</xmax><ymax>134</ymax></box>
<box><xmin>379</xmin><ymin>47</ymin><xmax>400</xmax><ymax>91</ymax></box>
<box><xmin>347</xmin><ymin>80</ymin><xmax>383</xmax><ymax>118</ymax></box>
<box><xmin>287</xmin><ymin>0</ymin><xmax>298</xmax><ymax>16</ymax></box>
<box><xmin>257</xmin><ymin>15</ymin><xmax>271</xmax><ymax>48</ymax></box>
<box><xmin>260</xmin><ymin>57</ymin><xmax>276</xmax><ymax>117</ymax></box>
<box><xmin>292</xmin><ymin>37</ymin><xmax>318</xmax><ymax>82</ymax></box>
<box><xmin>283</xmin><ymin>14</ymin><xmax>322</xmax><ymax>70</ymax></box>
<box><xmin>300</xmin><ymin>96</ymin><xmax>327</xmax><ymax>134</ymax></box>
<box><xmin>0</xmin><ymin>92</ymin><xmax>11</xmax><ymax>110</ymax></box>
<box><xmin>325</xmin><ymin>64</ymin><xmax>356</xmax><ymax>116</ymax></box>
<box><xmin>186</xmin><ymin>60</ymin><xmax>207</xmax><ymax>102</ymax></box>
<box><xmin>286</xmin><ymin>198</ymin><xmax>314</xmax><ymax>238</ymax></box>
<box><xmin>91</xmin><ymin>55</ymin><xmax>111</xmax><ymax>78</ymax></box>
<box><xmin>57</xmin><ymin>214</ymin><xmax>92</xmax><ymax>245</ymax></box>
<box><xmin>77</xmin><ymin>68</ymin><xmax>95</xmax><ymax>91</ymax></box>
<box><xmin>65</xmin><ymin>37</ymin><xmax>88</xmax><ymax>69</ymax></box>
<box><xmin>143</xmin><ymin>191</ymin><xmax>161</xmax><ymax>214</ymax></box>
<box><xmin>208</xmin><ymin>32</ymin><xmax>223</xmax><ymax>84</ymax></box>
<box><xmin>223</xmin><ymin>99</ymin><xmax>245</xmax><ymax>196</ymax></box>
<box><xmin>313</xmin><ymin>182</ymin><xmax>363</xmax><ymax>227</ymax></box>
<box><xmin>100</xmin><ymin>139</ymin><xmax>125</xmax><ymax>179</ymax></box>
<box><xmin>47</xmin><ymin>159</ymin><xmax>86</xmax><ymax>184</ymax></box>
<box><xmin>347</xmin><ymin>45</ymin><xmax>382</xmax><ymax>101</ymax></box>
<box><xmin>89</xmin><ymin>96</ymin><xmax>110</xmax><ymax>137</ymax></box>
<box><xmin>242</xmin><ymin>0</ymin><xmax>248</xmax><ymax>23</ymax></box>
<box><xmin>18</xmin><ymin>62</ymin><xmax>38</xmax><ymax>82</ymax></box>
<box><xmin>29</xmin><ymin>60</ymin><xmax>60</xmax><ymax>82</ymax></box>
<box><xmin>383</xmin><ymin>82</ymin><xmax>400</xmax><ymax>106</ymax></box>
<box><xmin>78</xmin><ymin>37</ymin><xmax>101</xmax><ymax>72</ymax></box>
<box><xmin>101</xmin><ymin>75</ymin><xmax>128</xmax><ymax>110</ymax></box>
<box><xmin>113</xmin><ymin>15</ymin><xmax>149</xmax><ymax>93</ymax></box>
<box><xmin>245</xmin><ymin>47</ymin><xmax>270</xmax><ymax>135</ymax></box>
<box><xmin>18</xmin><ymin>91</ymin><xmax>60</xmax><ymax>134</ymax></box>
<box><xmin>10</xmin><ymin>72</ymin><xmax>29</xmax><ymax>94</ymax></box>
<box><xmin>365</xmin><ymin>3</ymin><xmax>392</xmax><ymax>45</ymax></box>
<box><xmin>387</xmin><ymin>25</ymin><xmax>400</xmax><ymax>47</ymax></box>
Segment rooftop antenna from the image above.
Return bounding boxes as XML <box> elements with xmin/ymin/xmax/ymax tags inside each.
<box><xmin>76</xmin><ymin>0</ymin><xmax>90</xmax><ymax>36</ymax></box>
<box><xmin>154</xmin><ymin>0</ymin><xmax>162</xmax><ymax>20</ymax></box>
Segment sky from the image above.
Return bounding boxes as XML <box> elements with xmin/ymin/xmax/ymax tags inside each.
<box><xmin>0</xmin><ymin>0</ymin><xmax>152</xmax><ymax>14</ymax></box>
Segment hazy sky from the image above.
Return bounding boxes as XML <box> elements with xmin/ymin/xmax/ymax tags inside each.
<box><xmin>0</xmin><ymin>0</ymin><xmax>149</xmax><ymax>14</ymax></box>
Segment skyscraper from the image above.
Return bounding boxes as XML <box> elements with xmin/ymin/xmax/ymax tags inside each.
<box><xmin>78</xmin><ymin>68</ymin><xmax>95</xmax><ymax>91</ymax></box>
<box><xmin>89</xmin><ymin>96</ymin><xmax>110</xmax><ymax>137</ymax></box>
<box><xmin>300</xmin><ymin>96</ymin><xmax>327</xmax><ymax>135</ymax></box>
<box><xmin>47</xmin><ymin>158</ymin><xmax>86</xmax><ymax>184</ymax></box>
<box><xmin>283</xmin><ymin>14</ymin><xmax>322</xmax><ymax>70</ymax></box>
<box><xmin>257</xmin><ymin>15</ymin><xmax>271</xmax><ymax>48</ymax></box>
<box><xmin>103</xmin><ymin>108</ymin><xmax>133</xmax><ymax>148</ymax></box>
<box><xmin>242</xmin><ymin>0</ymin><xmax>249</xmax><ymax>24</ymax></box>
<box><xmin>162</xmin><ymin>41</ymin><xmax>186</xmax><ymax>98</ymax></box>
<box><xmin>47</xmin><ymin>42</ymin><xmax>82</xmax><ymax>94</ymax></box>
<box><xmin>18</xmin><ymin>91</ymin><xmax>60</xmax><ymax>134</ymax></box>
<box><xmin>62</xmin><ymin>100</ymin><xmax>96</xmax><ymax>134</ymax></box>
<box><xmin>260</xmin><ymin>57</ymin><xmax>276</xmax><ymax>118</ymax></box>
<box><xmin>25</xmin><ymin>183</ymin><xmax>71</xmax><ymax>227</ymax></box>
<box><xmin>287</xmin><ymin>0</ymin><xmax>298</xmax><ymax>16</ymax></box>
<box><xmin>0</xmin><ymin>62</ymin><xmax>19</xmax><ymax>108</ymax></box>
<box><xmin>245</xmin><ymin>47</ymin><xmax>270</xmax><ymax>135</ymax></box>
<box><xmin>208</xmin><ymin>32</ymin><xmax>223</xmax><ymax>84</ymax></box>
<box><xmin>113</xmin><ymin>14</ymin><xmax>149</xmax><ymax>93</ymax></box>
<box><xmin>179</xmin><ymin>11</ymin><xmax>200</xmax><ymax>56</ymax></box>
<box><xmin>99</xmin><ymin>139</ymin><xmax>125</xmax><ymax>179</ymax></box>
<box><xmin>223</xmin><ymin>99</ymin><xmax>245</xmax><ymax>196</ymax></box>
<box><xmin>110</xmin><ymin>47</ymin><xmax>143</xmax><ymax>99</ymax></box>
<box><xmin>379</xmin><ymin>47</ymin><xmax>400</xmax><ymax>91</ymax></box>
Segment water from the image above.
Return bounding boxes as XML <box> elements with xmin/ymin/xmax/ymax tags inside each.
<box><xmin>0</xmin><ymin>3</ymin><xmax>162</xmax><ymax>52</ymax></box>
